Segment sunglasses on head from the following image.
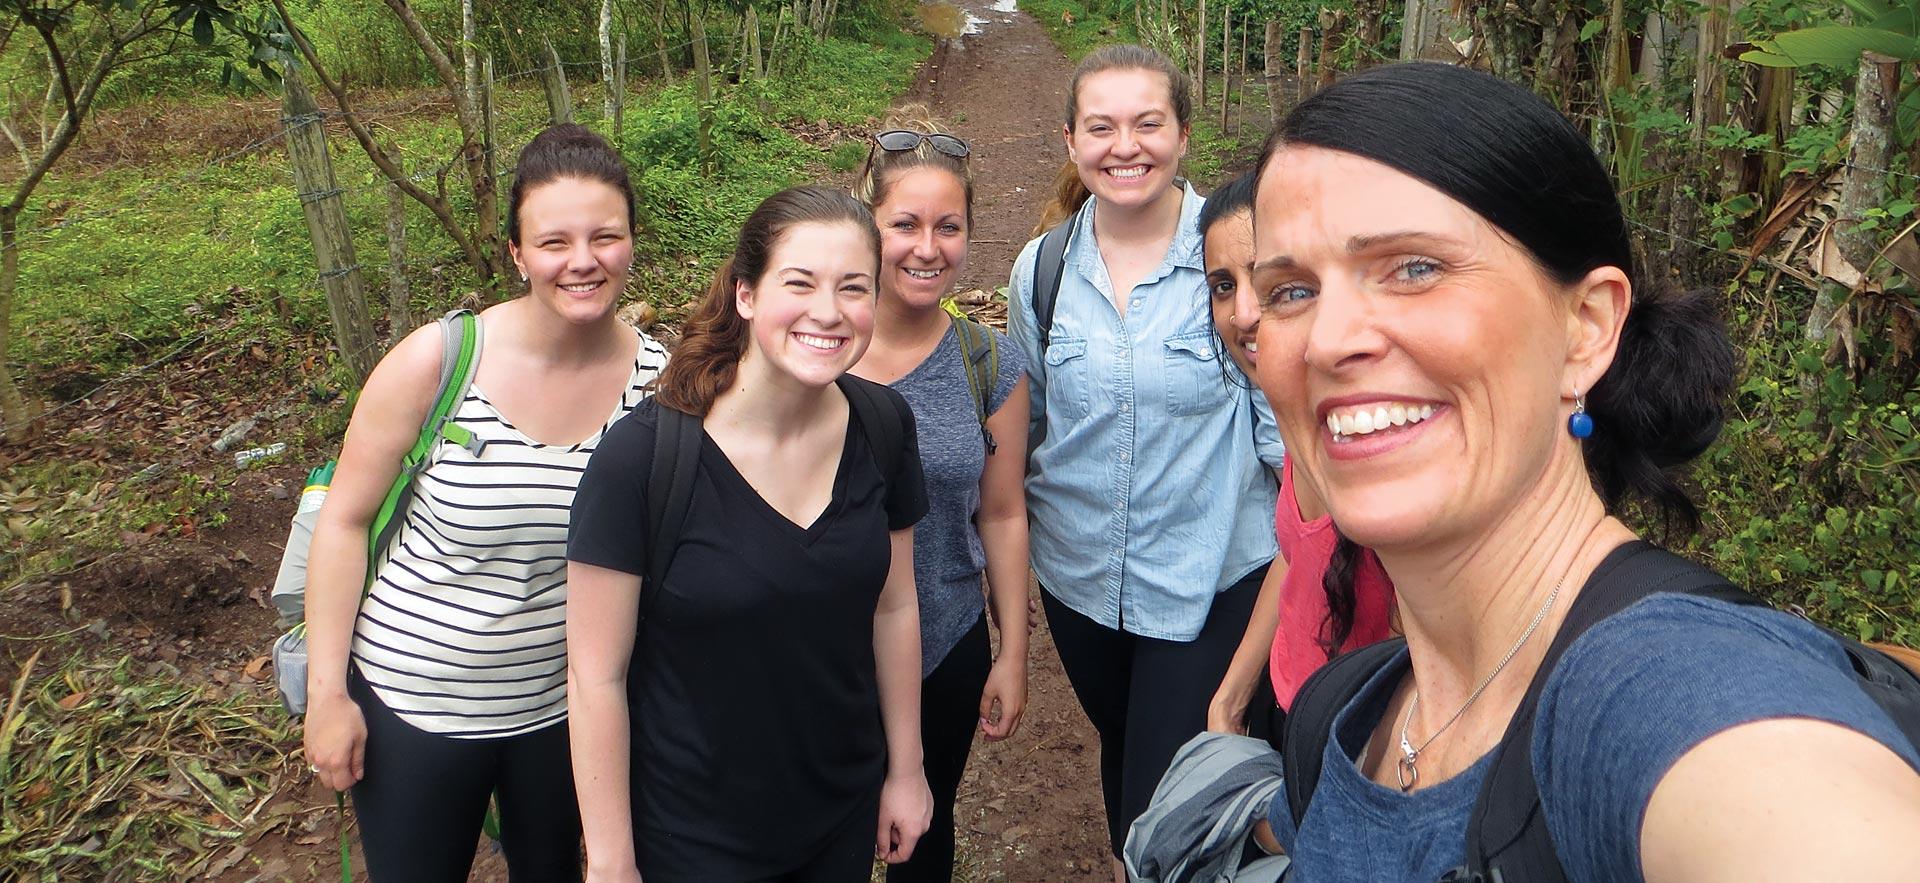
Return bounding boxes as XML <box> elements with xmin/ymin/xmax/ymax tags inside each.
<box><xmin>873</xmin><ymin>129</ymin><xmax>970</xmax><ymax>159</ymax></box>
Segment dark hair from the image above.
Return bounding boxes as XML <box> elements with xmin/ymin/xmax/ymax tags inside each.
<box><xmin>854</xmin><ymin>103</ymin><xmax>974</xmax><ymax>225</ymax></box>
<box><xmin>1036</xmin><ymin>44</ymin><xmax>1193</xmax><ymax>235</ymax></box>
<box><xmin>1199</xmin><ymin>170</ymin><xmax>1259</xmax><ymax>391</ymax></box>
<box><xmin>654</xmin><ymin>186</ymin><xmax>880</xmax><ymax>415</ymax></box>
<box><xmin>506</xmin><ymin>123</ymin><xmax>638</xmax><ymax>244</ymax></box>
<box><xmin>1199</xmin><ymin>170</ymin><xmax>1257</xmax><ymax>239</ymax></box>
<box><xmin>1257</xmin><ymin>62</ymin><xmax>1735</xmax><ymax>535</ymax></box>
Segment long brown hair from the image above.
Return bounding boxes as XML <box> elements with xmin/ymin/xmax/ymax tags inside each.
<box><xmin>852</xmin><ymin>103</ymin><xmax>974</xmax><ymax>224</ymax></box>
<box><xmin>1033</xmin><ymin>44</ymin><xmax>1193</xmax><ymax>236</ymax></box>
<box><xmin>654</xmin><ymin>186</ymin><xmax>880</xmax><ymax>415</ymax></box>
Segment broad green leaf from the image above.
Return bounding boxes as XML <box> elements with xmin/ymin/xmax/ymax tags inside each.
<box><xmin>1578</xmin><ymin>19</ymin><xmax>1605</xmax><ymax>43</ymax></box>
<box><xmin>1740</xmin><ymin>27</ymin><xmax>1920</xmax><ymax>68</ymax></box>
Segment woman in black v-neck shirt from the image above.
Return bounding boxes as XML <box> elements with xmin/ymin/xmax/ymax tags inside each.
<box><xmin>566</xmin><ymin>187</ymin><xmax>933</xmax><ymax>883</ymax></box>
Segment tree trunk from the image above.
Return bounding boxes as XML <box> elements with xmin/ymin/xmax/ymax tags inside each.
<box><xmin>0</xmin><ymin>211</ymin><xmax>34</xmax><ymax>443</ymax></box>
<box><xmin>386</xmin><ymin>180</ymin><xmax>411</xmax><ymax>341</ymax></box>
<box><xmin>1594</xmin><ymin>0</ymin><xmax>1628</xmax><ymax>157</ymax></box>
<box><xmin>462</xmin><ymin>0</ymin><xmax>478</xmax><ymax>113</ymax></box>
<box><xmin>282</xmin><ymin>65</ymin><xmax>379</xmax><ymax>384</ymax></box>
<box><xmin>1196</xmin><ymin>0</ymin><xmax>1207</xmax><ymax>109</ymax></box>
<box><xmin>540</xmin><ymin>37</ymin><xmax>575</xmax><ymax>125</ymax></box>
<box><xmin>1265</xmin><ymin>20</ymin><xmax>1284</xmax><ymax>124</ymax></box>
<box><xmin>1317</xmin><ymin>10</ymin><xmax>1345</xmax><ymax>90</ymax></box>
<box><xmin>1692</xmin><ymin>0</ymin><xmax>1729</xmax><ymax>144</ymax></box>
<box><xmin>600</xmin><ymin>0</ymin><xmax>615</xmax><ymax>119</ymax></box>
<box><xmin>691</xmin><ymin>7</ymin><xmax>714</xmax><ymax>171</ymax></box>
<box><xmin>1807</xmin><ymin>52</ymin><xmax>1898</xmax><ymax>360</ymax></box>
<box><xmin>653</xmin><ymin>0</ymin><xmax>675</xmax><ymax>82</ymax></box>
<box><xmin>483</xmin><ymin>54</ymin><xmax>498</xmax><ymax>186</ymax></box>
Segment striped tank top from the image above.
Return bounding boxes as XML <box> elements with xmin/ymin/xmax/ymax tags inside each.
<box><xmin>351</xmin><ymin>329</ymin><xmax>669</xmax><ymax>738</ymax></box>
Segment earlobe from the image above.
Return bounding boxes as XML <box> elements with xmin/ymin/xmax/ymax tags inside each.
<box><xmin>1564</xmin><ymin>266</ymin><xmax>1631</xmax><ymax>394</ymax></box>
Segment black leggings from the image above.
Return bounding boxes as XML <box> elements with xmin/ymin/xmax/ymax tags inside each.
<box><xmin>1041</xmin><ymin>565</ymin><xmax>1266</xmax><ymax>857</ymax></box>
<box><xmin>888</xmin><ymin>615</ymin><xmax>992</xmax><ymax>883</ymax></box>
<box><xmin>348</xmin><ymin>668</ymin><xmax>581</xmax><ymax>882</ymax></box>
<box><xmin>643</xmin><ymin>789</ymin><xmax>880</xmax><ymax>883</ymax></box>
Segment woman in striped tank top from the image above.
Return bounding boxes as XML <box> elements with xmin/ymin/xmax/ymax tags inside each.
<box><xmin>302</xmin><ymin>124</ymin><xmax>668</xmax><ymax>882</ymax></box>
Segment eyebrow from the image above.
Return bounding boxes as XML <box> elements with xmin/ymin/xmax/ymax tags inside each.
<box><xmin>1251</xmin><ymin>230</ymin><xmax>1455</xmax><ymax>272</ymax></box>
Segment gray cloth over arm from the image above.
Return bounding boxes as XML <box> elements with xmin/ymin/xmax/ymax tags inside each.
<box><xmin>1125</xmin><ymin>732</ymin><xmax>1292</xmax><ymax>883</ymax></box>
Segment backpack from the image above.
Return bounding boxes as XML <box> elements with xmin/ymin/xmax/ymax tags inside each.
<box><xmin>1030</xmin><ymin>202</ymin><xmax>1083</xmax><ymax>358</ymax></box>
<box><xmin>1278</xmin><ymin>542</ymin><xmax>1920</xmax><ymax>883</ymax></box>
<box><xmin>639</xmin><ymin>376</ymin><xmax>909</xmax><ymax>619</ymax></box>
<box><xmin>942</xmin><ymin>298</ymin><xmax>1000</xmax><ymax>455</ymax></box>
<box><xmin>270</xmin><ymin>309</ymin><xmax>483</xmax><ymax>716</ymax></box>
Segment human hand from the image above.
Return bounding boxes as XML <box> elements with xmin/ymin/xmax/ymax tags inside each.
<box><xmin>875</xmin><ymin>770</ymin><xmax>933</xmax><ymax>864</ymax></box>
<box><xmin>1205</xmin><ymin>681</ymin><xmax>1253</xmax><ymax>735</ymax></box>
<box><xmin>978</xmin><ymin>657</ymin><xmax>1028</xmax><ymax>741</ymax></box>
<box><xmin>304</xmin><ymin>691</ymin><xmax>368</xmax><ymax>792</ymax></box>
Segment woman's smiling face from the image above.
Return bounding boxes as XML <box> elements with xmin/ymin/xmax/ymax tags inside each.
<box><xmin>1249</xmin><ymin>146</ymin><xmax>1582</xmax><ymax>553</ymax></box>
<box><xmin>1066</xmin><ymin>68</ymin><xmax>1189</xmax><ymax>212</ymax></box>
<box><xmin>736</xmin><ymin>221</ymin><xmax>879</xmax><ymax>389</ymax></box>
<box><xmin>1204</xmin><ymin>208</ymin><xmax>1260</xmax><ymax>375</ymax></box>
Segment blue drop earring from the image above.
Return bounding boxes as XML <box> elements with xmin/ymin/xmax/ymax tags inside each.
<box><xmin>1568</xmin><ymin>395</ymin><xmax>1594</xmax><ymax>439</ymax></box>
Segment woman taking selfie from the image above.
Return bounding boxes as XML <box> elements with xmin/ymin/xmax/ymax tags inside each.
<box><xmin>1249</xmin><ymin>62</ymin><xmax>1920</xmax><ymax>882</ymax></box>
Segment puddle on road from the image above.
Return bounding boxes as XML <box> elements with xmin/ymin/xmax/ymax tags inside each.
<box><xmin>992</xmin><ymin>0</ymin><xmax>1017</xmax><ymax>11</ymax></box>
<box><xmin>918</xmin><ymin>1</ymin><xmax>993</xmax><ymax>38</ymax></box>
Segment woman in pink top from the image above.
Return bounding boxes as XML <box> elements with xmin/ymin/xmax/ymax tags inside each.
<box><xmin>1197</xmin><ymin>171</ymin><xmax>1396</xmax><ymax>739</ymax></box>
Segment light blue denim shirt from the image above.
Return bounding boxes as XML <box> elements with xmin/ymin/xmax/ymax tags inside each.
<box><xmin>1007</xmin><ymin>183</ymin><xmax>1283</xmax><ymax>641</ymax></box>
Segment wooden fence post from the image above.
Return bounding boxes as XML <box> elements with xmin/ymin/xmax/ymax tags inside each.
<box><xmin>540</xmin><ymin>36</ymin><xmax>575</xmax><ymax>126</ymax></box>
<box><xmin>1317</xmin><ymin>9</ymin><xmax>1345</xmax><ymax>90</ymax></box>
<box><xmin>1265</xmin><ymin>20</ymin><xmax>1284</xmax><ymax>124</ymax></box>
<box><xmin>385</xmin><ymin>180</ymin><xmax>411</xmax><ymax>341</ymax></box>
<box><xmin>1195</xmin><ymin>0</ymin><xmax>1208</xmax><ymax>108</ymax></box>
<box><xmin>614</xmin><ymin>37</ymin><xmax>628</xmax><ymax>148</ymax></box>
<box><xmin>282</xmin><ymin>64</ymin><xmax>378</xmax><ymax>384</ymax></box>
<box><xmin>483</xmin><ymin>54</ymin><xmax>498</xmax><ymax>187</ymax></box>
<box><xmin>1296</xmin><ymin>26</ymin><xmax>1313</xmax><ymax>103</ymax></box>
<box><xmin>1220</xmin><ymin>11</ymin><xmax>1231</xmax><ymax>132</ymax></box>
<box><xmin>692</xmin><ymin>11</ymin><xmax>714</xmax><ymax>171</ymax></box>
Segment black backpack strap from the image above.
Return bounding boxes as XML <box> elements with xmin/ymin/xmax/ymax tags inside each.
<box><xmin>643</xmin><ymin>404</ymin><xmax>702</xmax><ymax>624</ymax></box>
<box><xmin>1281</xmin><ymin>638</ymin><xmax>1407</xmax><ymax>827</ymax></box>
<box><xmin>1452</xmin><ymin>543</ymin><xmax>1760</xmax><ymax>883</ymax></box>
<box><xmin>951</xmin><ymin>314</ymin><xmax>998</xmax><ymax>455</ymax></box>
<box><xmin>1031</xmin><ymin>205</ymin><xmax>1079</xmax><ymax>353</ymax></box>
<box><xmin>839</xmin><ymin>376</ymin><xmax>906</xmax><ymax>482</ymax></box>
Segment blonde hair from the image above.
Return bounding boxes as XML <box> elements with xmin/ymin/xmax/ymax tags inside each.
<box><xmin>852</xmin><ymin>102</ymin><xmax>974</xmax><ymax>223</ymax></box>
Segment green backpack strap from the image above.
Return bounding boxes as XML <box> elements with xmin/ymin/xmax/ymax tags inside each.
<box><xmin>949</xmin><ymin>313</ymin><xmax>999</xmax><ymax>456</ymax></box>
<box><xmin>363</xmin><ymin>309</ymin><xmax>483</xmax><ymax>590</ymax></box>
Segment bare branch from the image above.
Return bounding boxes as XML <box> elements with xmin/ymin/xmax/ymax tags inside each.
<box><xmin>267</xmin><ymin>0</ymin><xmax>490</xmax><ymax>280</ymax></box>
<box><xmin>0</xmin><ymin>118</ymin><xmax>29</xmax><ymax>174</ymax></box>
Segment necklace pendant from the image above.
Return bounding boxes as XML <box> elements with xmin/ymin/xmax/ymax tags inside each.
<box><xmin>1396</xmin><ymin>753</ymin><xmax>1419</xmax><ymax>793</ymax></box>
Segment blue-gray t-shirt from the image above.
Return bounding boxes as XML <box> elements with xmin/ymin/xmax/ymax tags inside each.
<box><xmin>1268</xmin><ymin>589</ymin><xmax>1920</xmax><ymax>882</ymax></box>
<box><xmin>892</xmin><ymin>323</ymin><xmax>1026</xmax><ymax>675</ymax></box>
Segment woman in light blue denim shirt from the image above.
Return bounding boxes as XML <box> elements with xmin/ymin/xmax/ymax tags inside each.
<box><xmin>1005</xmin><ymin>44</ymin><xmax>1284</xmax><ymax>880</ymax></box>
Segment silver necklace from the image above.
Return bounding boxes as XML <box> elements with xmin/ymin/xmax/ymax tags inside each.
<box><xmin>1394</xmin><ymin>576</ymin><xmax>1564</xmax><ymax>792</ymax></box>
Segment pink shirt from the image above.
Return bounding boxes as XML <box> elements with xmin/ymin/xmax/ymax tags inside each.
<box><xmin>1268</xmin><ymin>457</ymin><xmax>1397</xmax><ymax>710</ymax></box>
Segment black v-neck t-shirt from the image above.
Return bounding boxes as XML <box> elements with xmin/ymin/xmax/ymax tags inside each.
<box><xmin>569</xmin><ymin>378</ymin><xmax>927</xmax><ymax>878</ymax></box>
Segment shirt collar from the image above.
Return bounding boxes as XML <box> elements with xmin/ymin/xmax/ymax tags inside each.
<box><xmin>1077</xmin><ymin>179</ymin><xmax>1206</xmax><ymax>271</ymax></box>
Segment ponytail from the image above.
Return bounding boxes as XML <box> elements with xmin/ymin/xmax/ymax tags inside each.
<box><xmin>1033</xmin><ymin>161</ymin><xmax>1091</xmax><ymax>237</ymax></box>
<box><xmin>1583</xmin><ymin>279</ymin><xmax>1736</xmax><ymax>538</ymax></box>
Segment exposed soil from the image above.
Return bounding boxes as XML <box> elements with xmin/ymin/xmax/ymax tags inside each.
<box><xmin>1</xmin><ymin>4</ymin><xmax>1273</xmax><ymax>880</ymax></box>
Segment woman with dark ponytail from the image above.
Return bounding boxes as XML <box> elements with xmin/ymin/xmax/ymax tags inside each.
<box><xmin>1192</xmin><ymin>171</ymin><xmax>1396</xmax><ymax>743</ymax></box>
<box><xmin>567</xmin><ymin>186</ymin><xmax>933</xmax><ymax>882</ymax></box>
<box><xmin>1245</xmin><ymin>62</ymin><xmax>1920</xmax><ymax>880</ymax></box>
